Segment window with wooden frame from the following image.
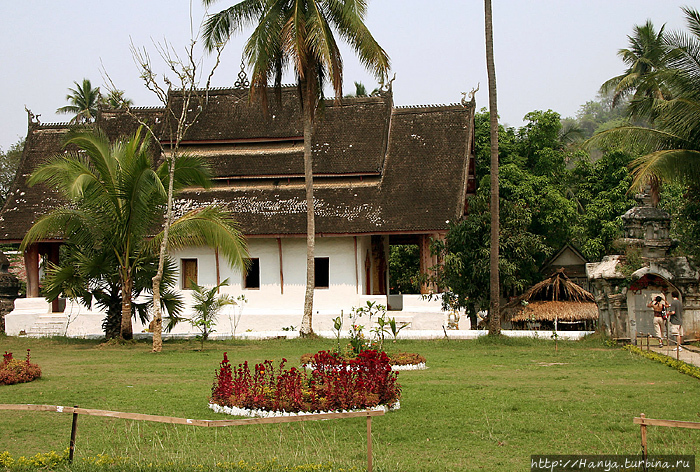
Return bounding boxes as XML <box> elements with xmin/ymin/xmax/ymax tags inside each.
<box><xmin>244</xmin><ymin>258</ymin><xmax>260</xmax><ymax>289</ymax></box>
<box><xmin>314</xmin><ymin>257</ymin><xmax>330</xmax><ymax>289</ymax></box>
<box><xmin>181</xmin><ymin>259</ymin><xmax>198</xmax><ymax>290</ymax></box>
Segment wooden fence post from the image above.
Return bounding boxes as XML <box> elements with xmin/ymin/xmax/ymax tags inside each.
<box><xmin>639</xmin><ymin>413</ymin><xmax>647</xmax><ymax>464</ymax></box>
<box><xmin>367</xmin><ymin>413</ymin><xmax>373</xmax><ymax>472</ymax></box>
<box><xmin>69</xmin><ymin>405</ymin><xmax>79</xmax><ymax>463</ymax></box>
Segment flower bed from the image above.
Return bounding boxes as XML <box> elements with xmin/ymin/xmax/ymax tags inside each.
<box><xmin>388</xmin><ymin>351</ymin><xmax>427</xmax><ymax>367</ymax></box>
<box><xmin>391</xmin><ymin>362</ymin><xmax>427</xmax><ymax>371</ymax></box>
<box><xmin>210</xmin><ymin>350</ymin><xmax>401</xmax><ymax>416</ymax></box>
<box><xmin>209</xmin><ymin>401</ymin><xmax>398</xmax><ymax>419</ymax></box>
<box><xmin>300</xmin><ymin>351</ymin><xmax>427</xmax><ymax>371</ymax></box>
<box><xmin>0</xmin><ymin>350</ymin><xmax>41</xmax><ymax>386</ymax></box>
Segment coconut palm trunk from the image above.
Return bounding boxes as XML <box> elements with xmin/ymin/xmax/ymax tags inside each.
<box><xmin>120</xmin><ymin>271</ymin><xmax>134</xmax><ymax>339</ymax></box>
<box><xmin>485</xmin><ymin>0</ymin><xmax>501</xmax><ymax>336</ymax></box>
<box><xmin>301</xmin><ymin>83</ymin><xmax>316</xmax><ymax>335</ymax></box>
<box><xmin>201</xmin><ymin>0</ymin><xmax>390</xmax><ymax>335</ymax></box>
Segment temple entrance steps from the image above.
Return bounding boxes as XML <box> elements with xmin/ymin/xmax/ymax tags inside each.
<box><xmin>27</xmin><ymin>313</ymin><xmax>67</xmax><ymax>337</ymax></box>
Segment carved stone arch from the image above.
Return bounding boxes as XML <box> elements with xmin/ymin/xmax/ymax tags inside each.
<box><xmin>627</xmin><ymin>272</ymin><xmax>681</xmax><ymax>342</ymax></box>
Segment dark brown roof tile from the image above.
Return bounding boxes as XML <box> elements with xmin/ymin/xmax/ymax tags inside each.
<box><xmin>0</xmin><ymin>87</ymin><xmax>475</xmax><ymax>241</ymax></box>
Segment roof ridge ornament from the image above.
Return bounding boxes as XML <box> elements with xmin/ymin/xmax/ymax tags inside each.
<box><xmin>25</xmin><ymin>106</ymin><xmax>40</xmax><ymax>126</ymax></box>
<box><xmin>234</xmin><ymin>59</ymin><xmax>250</xmax><ymax>89</ymax></box>
<box><xmin>379</xmin><ymin>73</ymin><xmax>396</xmax><ymax>93</ymax></box>
<box><xmin>461</xmin><ymin>83</ymin><xmax>479</xmax><ymax>107</ymax></box>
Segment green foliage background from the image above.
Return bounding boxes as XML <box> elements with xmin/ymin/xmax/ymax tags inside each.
<box><xmin>434</xmin><ymin>104</ymin><xmax>639</xmax><ymax>313</ymax></box>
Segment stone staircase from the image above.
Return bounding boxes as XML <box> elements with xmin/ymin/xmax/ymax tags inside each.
<box><xmin>26</xmin><ymin>313</ymin><xmax>67</xmax><ymax>337</ymax></box>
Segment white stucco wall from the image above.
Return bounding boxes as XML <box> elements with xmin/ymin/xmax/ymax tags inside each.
<box><xmin>5</xmin><ymin>236</ymin><xmax>450</xmax><ymax>337</ymax></box>
<box><xmin>169</xmin><ymin>236</ymin><xmax>373</xmax><ymax>332</ymax></box>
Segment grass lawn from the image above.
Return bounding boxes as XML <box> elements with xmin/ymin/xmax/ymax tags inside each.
<box><xmin>1</xmin><ymin>334</ymin><xmax>699</xmax><ymax>471</ymax></box>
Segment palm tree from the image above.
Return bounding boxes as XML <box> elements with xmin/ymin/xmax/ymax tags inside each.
<box><xmin>484</xmin><ymin>0</ymin><xmax>500</xmax><ymax>336</ymax></box>
<box><xmin>201</xmin><ymin>0</ymin><xmax>390</xmax><ymax>335</ymax></box>
<box><xmin>102</xmin><ymin>89</ymin><xmax>133</xmax><ymax>109</ymax></box>
<box><xmin>352</xmin><ymin>81</ymin><xmax>368</xmax><ymax>97</ymax></box>
<box><xmin>21</xmin><ymin>128</ymin><xmax>248</xmax><ymax>340</ymax></box>
<box><xmin>599</xmin><ymin>20</ymin><xmax>671</xmax><ymax>119</ymax></box>
<box><xmin>56</xmin><ymin>79</ymin><xmax>102</xmax><ymax>124</ymax></box>
<box><xmin>591</xmin><ymin>7</ymin><xmax>700</xmax><ymax>197</ymax></box>
<box><xmin>344</xmin><ymin>81</ymin><xmax>380</xmax><ymax>98</ymax></box>
<box><xmin>600</xmin><ymin>20</ymin><xmax>668</xmax><ymax>106</ymax></box>
<box><xmin>186</xmin><ymin>279</ymin><xmax>236</xmax><ymax>349</ymax></box>
<box><xmin>41</xmin><ymin>239</ymin><xmax>183</xmax><ymax>339</ymax></box>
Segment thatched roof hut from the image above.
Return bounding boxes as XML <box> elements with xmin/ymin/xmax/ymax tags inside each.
<box><xmin>504</xmin><ymin>268</ymin><xmax>598</xmax><ymax>323</ymax></box>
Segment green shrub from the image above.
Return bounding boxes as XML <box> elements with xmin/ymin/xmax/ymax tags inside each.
<box><xmin>0</xmin><ymin>449</ymin><xmax>68</xmax><ymax>469</ymax></box>
<box><xmin>624</xmin><ymin>344</ymin><xmax>700</xmax><ymax>380</ymax></box>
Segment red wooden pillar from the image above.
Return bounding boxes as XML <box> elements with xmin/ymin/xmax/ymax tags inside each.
<box><xmin>24</xmin><ymin>243</ymin><xmax>40</xmax><ymax>298</ymax></box>
<box><xmin>48</xmin><ymin>244</ymin><xmax>60</xmax><ymax>312</ymax></box>
<box><xmin>419</xmin><ymin>235</ymin><xmax>433</xmax><ymax>294</ymax></box>
<box><xmin>419</xmin><ymin>233</ymin><xmax>445</xmax><ymax>294</ymax></box>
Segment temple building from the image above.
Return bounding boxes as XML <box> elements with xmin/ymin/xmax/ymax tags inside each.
<box><xmin>2</xmin><ymin>85</ymin><xmax>477</xmax><ymax>336</ymax></box>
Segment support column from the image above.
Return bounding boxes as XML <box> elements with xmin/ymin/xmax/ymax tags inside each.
<box><xmin>278</xmin><ymin>238</ymin><xmax>284</xmax><ymax>295</ymax></box>
<box><xmin>354</xmin><ymin>237</ymin><xmax>359</xmax><ymax>295</ymax></box>
<box><xmin>24</xmin><ymin>243</ymin><xmax>40</xmax><ymax>298</ymax></box>
<box><xmin>215</xmin><ymin>248</ymin><xmax>221</xmax><ymax>290</ymax></box>
<box><xmin>47</xmin><ymin>244</ymin><xmax>60</xmax><ymax>312</ymax></box>
<box><xmin>371</xmin><ymin>236</ymin><xmax>387</xmax><ymax>295</ymax></box>
<box><xmin>365</xmin><ymin>250</ymin><xmax>371</xmax><ymax>296</ymax></box>
<box><xmin>419</xmin><ymin>235</ymin><xmax>438</xmax><ymax>294</ymax></box>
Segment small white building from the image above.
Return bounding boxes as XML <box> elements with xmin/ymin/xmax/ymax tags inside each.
<box><xmin>2</xmin><ymin>86</ymin><xmax>477</xmax><ymax>337</ymax></box>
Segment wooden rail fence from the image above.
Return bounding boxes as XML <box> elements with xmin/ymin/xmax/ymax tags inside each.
<box><xmin>634</xmin><ymin>413</ymin><xmax>700</xmax><ymax>462</ymax></box>
<box><xmin>0</xmin><ymin>404</ymin><xmax>384</xmax><ymax>471</ymax></box>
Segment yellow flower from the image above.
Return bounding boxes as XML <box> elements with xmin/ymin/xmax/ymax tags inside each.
<box><xmin>0</xmin><ymin>451</ymin><xmax>14</xmax><ymax>467</ymax></box>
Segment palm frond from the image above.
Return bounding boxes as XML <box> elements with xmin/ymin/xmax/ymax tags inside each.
<box><xmin>305</xmin><ymin>0</ymin><xmax>343</xmax><ymax>97</ymax></box>
<box><xmin>156</xmin><ymin>152</ymin><xmax>212</xmax><ymax>191</ymax></box>
<box><xmin>21</xmin><ymin>207</ymin><xmax>100</xmax><ymax>251</ymax></box>
<box><xmin>325</xmin><ymin>0</ymin><xmax>389</xmax><ymax>82</ymax></box>
<box><xmin>204</xmin><ymin>0</ymin><xmax>389</xmax><ymax>109</ymax></box>
<box><xmin>158</xmin><ymin>205</ymin><xmax>249</xmax><ymax>271</ymax></box>
<box><xmin>202</xmin><ymin>0</ymin><xmax>266</xmax><ymax>51</ymax></box>
<box><xmin>41</xmin><ymin>262</ymin><xmax>91</xmax><ymax>302</ymax></box>
<box><xmin>586</xmin><ymin>124</ymin><xmax>683</xmax><ymax>154</ymax></box>
<box><xmin>682</xmin><ymin>6</ymin><xmax>700</xmax><ymax>39</ymax></box>
<box><xmin>630</xmin><ymin>149</ymin><xmax>700</xmax><ymax>191</ymax></box>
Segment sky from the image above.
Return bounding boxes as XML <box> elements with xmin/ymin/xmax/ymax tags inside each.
<box><xmin>0</xmin><ymin>1</ymin><xmax>693</xmax><ymax>152</ymax></box>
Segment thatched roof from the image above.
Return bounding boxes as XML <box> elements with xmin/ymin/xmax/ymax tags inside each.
<box><xmin>509</xmin><ymin>301</ymin><xmax>598</xmax><ymax>322</ymax></box>
<box><xmin>504</xmin><ymin>268</ymin><xmax>598</xmax><ymax>322</ymax></box>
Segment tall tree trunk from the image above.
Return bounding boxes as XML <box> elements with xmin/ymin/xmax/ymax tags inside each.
<box><xmin>300</xmin><ymin>90</ymin><xmax>315</xmax><ymax>336</ymax></box>
<box><xmin>120</xmin><ymin>273</ymin><xmax>134</xmax><ymax>340</ymax></box>
<box><xmin>151</xmin><ymin>154</ymin><xmax>177</xmax><ymax>352</ymax></box>
<box><xmin>485</xmin><ymin>0</ymin><xmax>501</xmax><ymax>336</ymax></box>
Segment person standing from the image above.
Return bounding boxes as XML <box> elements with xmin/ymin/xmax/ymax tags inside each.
<box><xmin>668</xmin><ymin>291</ymin><xmax>684</xmax><ymax>351</ymax></box>
<box><xmin>647</xmin><ymin>295</ymin><xmax>667</xmax><ymax>348</ymax></box>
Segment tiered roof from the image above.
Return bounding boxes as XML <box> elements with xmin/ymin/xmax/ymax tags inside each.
<box><xmin>0</xmin><ymin>86</ymin><xmax>476</xmax><ymax>241</ymax></box>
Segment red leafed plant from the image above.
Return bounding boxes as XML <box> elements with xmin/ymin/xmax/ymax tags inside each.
<box><xmin>211</xmin><ymin>352</ymin><xmax>233</xmax><ymax>406</ymax></box>
<box><xmin>211</xmin><ymin>350</ymin><xmax>400</xmax><ymax>413</ymax></box>
<box><xmin>0</xmin><ymin>349</ymin><xmax>42</xmax><ymax>386</ymax></box>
